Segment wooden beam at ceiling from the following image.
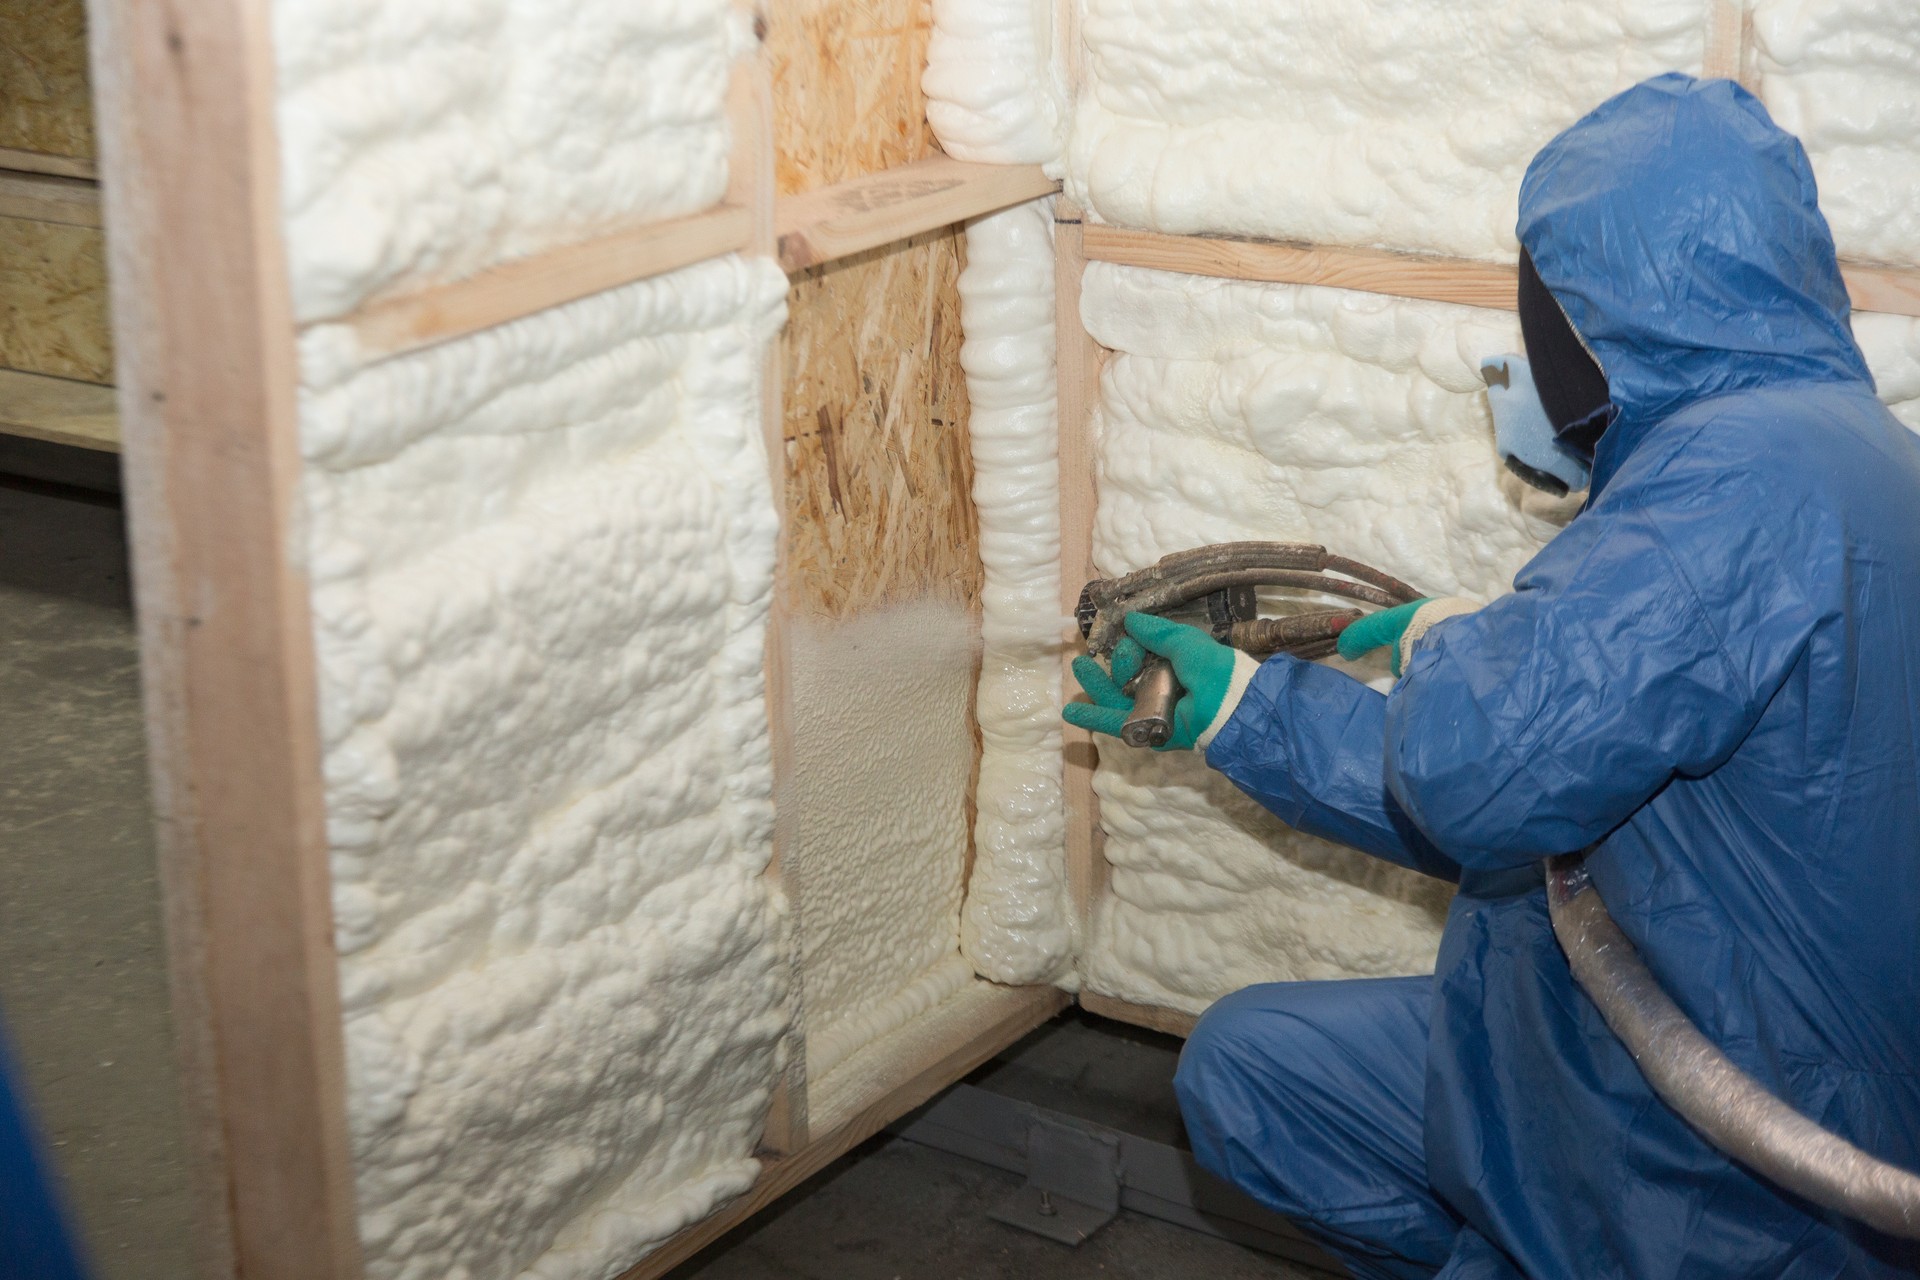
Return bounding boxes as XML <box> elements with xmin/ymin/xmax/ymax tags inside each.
<box><xmin>1083</xmin><ymin>222</ymin><xmax>1920</xmax><ymax>320</ymax></box>
<box><xmin>774</xmin><ymin>155</ymin><xmax>1057</xmax><ymax>271</ymax></box>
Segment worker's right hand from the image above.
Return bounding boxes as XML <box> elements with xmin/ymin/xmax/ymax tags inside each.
<box><xmin>1064</xmin><ymin>613</ymin><xmax>1258</xmax><ymax>752</ymax></box>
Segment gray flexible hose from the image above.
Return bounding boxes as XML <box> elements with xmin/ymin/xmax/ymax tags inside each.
<box><xmin>1545</xmin><ymin>853</ymin><xmax>1920</xmax><ymax>1240</ymax></box>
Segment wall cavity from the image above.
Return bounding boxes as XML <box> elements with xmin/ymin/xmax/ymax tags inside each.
<box><xmin>299</xmin><ymin>254</ymin><xmax>792</xmax><ymax>1280</ymax></box>
<box><xmin>923</xmin><ymin>0</ymin><xmax>1067</xmax><ymax>167</ymax></box>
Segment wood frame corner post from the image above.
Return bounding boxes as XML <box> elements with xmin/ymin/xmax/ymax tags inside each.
<box><xmin>89</xmin><ymin>0</ymin><xmax>363</xmax><ymax>1277</ymax></box>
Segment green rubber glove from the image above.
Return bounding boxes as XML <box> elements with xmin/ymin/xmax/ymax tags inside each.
<box><xmin>1064</xmin><ymin>613</ymin><xmax>1260</xmax><ymax>751</ymax></box>
<box><xmin>1336</xmin><ymin>597</ymin><xmax>1478</xmax><ymax>676</ymax></box>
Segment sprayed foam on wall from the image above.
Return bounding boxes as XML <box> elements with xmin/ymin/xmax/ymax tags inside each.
<box><xmin>273</xmin><ymin>0</ymin><xmax>744</xmax><ymax>321</ymax></box>
<box><xmin>296</xmin><ymin>257</ymin><xmax>791</xmax><ymax>1280</ymax></box>
<box><xmin>1065</xmin><ymin>0</ymin><xmax>1708</xmax><ymax>258</ymax></box>
<box><xmin>954</xmin><ymin>198</ymin><xmax>1076</xmax><ymax>988</ymax></box>
<box><xmin>1752</xmin><ymin>0</ymin><xmax>1920</xmax><ymax>267</ymax></box>
<box><xmin>923</xmin><ymin>0</ymin><xmax>1067</xmax><ymax>167</ymax></box>
<box><xmin>1078</xmin><ymin>265</ymin><xmax>1583</xmax><ymax>1011</ymax></box>
<box><xmin>785</xmin><ymin>605</ymin><xmax>978</xmax><ymax>1108</ymax></box>
<box><xmin>1857</xmin><ymin>312</ymin><xmax>1920</xmax><ymax>429</ymax></box>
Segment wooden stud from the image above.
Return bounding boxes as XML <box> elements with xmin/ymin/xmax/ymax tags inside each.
<box><xmin>775</xmin><ymin>155</ymin><xmax>1056</xmax><ymax>271</ymax></box>
<box><xmin>0</xmin><ymin>169</ymin><xmax>101</xmax><ymax>228</ymax></box>
<box><xmin>730</xmin><ymin>17</ymin><xmax>812</xmax><ymax>1158</ymax></box>
<box><xmin>1079</xmin><ymin>992</ymin><xmax>1197</xmax><ymax>1040</ymax></box>
<box><xmin>616</xmin><ymin>986</ymin><xmax>1070</xmax><ymax>1280</ymax></box>
<box><xmin>88</xmin><ymin>0</ymin><xmax>362</xmax><ymax>1276</ymax></box>
<box><xmin>1703</xmin><ymin>0</ymin><xmax>1753</xmax><ymax>88</ymax></box>
<box><xmin>1055</xmin><ymin>202</ymin><xmax>1107</xmax><ymax>941</ymax></box>
<box><xmin>1842</xmin><ymin>263</ymin><xmax>1920</xmax><ymax>319</ymax></box>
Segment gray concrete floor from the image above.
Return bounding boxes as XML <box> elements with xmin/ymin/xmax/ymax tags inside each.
<box><xmin>1</xmin><ymin>463</ymin><xmax>1322</xmax><ymax>1280</ymax></box>
<box><xmin>0</xmin><ymin>476</ymin><xmax>197</xmax><ymax>1279</ymax></box>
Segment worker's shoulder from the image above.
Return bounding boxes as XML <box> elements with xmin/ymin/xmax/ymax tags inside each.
<box><xmin>1634</xmin><ymin>381</ymin><xmax>1919</xmax><ymax>498</ymax></box>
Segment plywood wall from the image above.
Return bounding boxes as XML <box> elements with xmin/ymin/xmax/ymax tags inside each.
<box><xmin>0</xmin><ymin>215</ymin><xmax>110</xmax><ymax>383</ymax></box>
<box><xmin>0</xmin><ymin>0</ymin><xmax>96</xmax><ymax>164</ymax></box>
<box><xmin>768</xmin><ymin>0</ymin><xmax>982</xmax><ymax>620</ymax></box>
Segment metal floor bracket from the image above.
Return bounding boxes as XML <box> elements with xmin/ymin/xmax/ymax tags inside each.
<box><xmin>987</xmin><ymin>1113</ymin><xmax>1122</xmax><ymax>1245</ymax></box>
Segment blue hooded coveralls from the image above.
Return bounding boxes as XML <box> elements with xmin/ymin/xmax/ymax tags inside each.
<box><xmin>1177</xmin><ymin>75</ymin><xmax>1920</xmax><ymax>1279</ymax></box>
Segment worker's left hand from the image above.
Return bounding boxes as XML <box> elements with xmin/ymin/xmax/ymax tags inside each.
<box><xmin>1063</xmin><ymin>613</ymin><xmax>1257</xmax><ymax>751</ymax></box>
<box><xmin>1336</xmin><ymin>597</ymin><xmax>1479</xmax><ymax>676</ymax></box>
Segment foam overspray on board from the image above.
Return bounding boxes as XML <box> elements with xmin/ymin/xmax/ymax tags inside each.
<box><xmin>954</xmin><ymin>197</ymin><xmax>1076</xmax><ymax>987</ymax></box>
<box><xmin>784</xmin><ymin>603</ymin><xmax>979</xmax><ymax>1096</ymax></box>
<box><xmin>924</xmin><ymin>0</ymin><xmax>1068</xmax><ymax>168</ymax></box>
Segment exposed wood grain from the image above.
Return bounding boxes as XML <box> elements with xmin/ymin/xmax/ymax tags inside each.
<box><xmin>1055</xmin><ymin>204</ymin><xmax>1106</xmax><ymax>935</ymax></box>
<box><xmin>1084</xmin><ymin>223</ymin><xmax>1522</xmax><ymax>311</ymax></box>
<box><xmin>89</xmin><ymin>0</ymin><xmax>362</xmax><ymax>1274</ymax></box>
<box><xmin>342</xmin><ymin>205</ymin><xmax>754</xmax><ymax>358</ymax></box>
<box><xmin>781</xmin><ymin>229</ymin><xmax>979</xmax><ymax>619</ymax></box>
<box><xmin>730</xmin><ymin>23</ymin><xmax>811</xmax><ymax>1158</ymax></box>
<box><xmin>0</xmin><ymin>366</ymin><xmax>117</xmax><ymax>450</ymax></box>
<box><xmin>0</xmin><ymin>146</ymin><xmax>97</xmax><ymax>180</ymax></box>
<box><xmin>765</xmin><ymin>0</ymin><xmax>939</xmax><ymax>196</ymax></box>
<box><xmin>776</xmin><ymin>155</ymin><xmax>1056</xmax><ymax>271</ymax></box>
<box><xmin>0</xmin><ymin>213</ymin><xmax>112</xmax><ymax>382</ymax></box>
<box><xmin>1079</xmin><ymin>992</ymin><xmax>1197</xmax><ymax>1039</ymax></box>
<box><xmin>1085</xmin><ymin>223</ymin><xmax>1920</xmax><ymax>319</ymax></box>
<box><xmin>0</xmin><ymin>0</ymin><xmax>95</xmax><ymax>162</ymax></box>
<box><xmin>0</xmin><ymin>170</ymin><xmax>101</xmax><ymax>227</ymax></box>
<box><xmin>618</xmin><ymin>986</ymin><xmax>1070</xmax><ymax>1280</ymax></box>
<box><xmin>1843</xmin><ymin>263</ymin><xmax>1920</xmax><ymax>319</ymax></box>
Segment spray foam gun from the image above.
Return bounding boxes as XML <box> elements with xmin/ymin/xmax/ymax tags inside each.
<box><xmin>1074</xmin><ymin>541</ymin><xmax>1423</xmax><ymax>748</ymax></box>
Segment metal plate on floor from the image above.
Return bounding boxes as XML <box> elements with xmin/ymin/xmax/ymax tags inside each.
<box><xmin>987</xmin><ymin>1114</ymin><xmax>1121</xmax><ymax>1245</ymax></box>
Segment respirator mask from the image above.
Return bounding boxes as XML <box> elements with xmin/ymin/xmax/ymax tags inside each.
<box><xmin>1483</xmin><ymin>249</ymin><xmax>1614</xmax><ymax>497</ymax></box>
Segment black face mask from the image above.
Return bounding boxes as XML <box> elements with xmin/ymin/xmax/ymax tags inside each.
<box><xmin>1518</xmin><ymin>248</ymin><xmax>1612</xmax><ymax>459</ymax></box>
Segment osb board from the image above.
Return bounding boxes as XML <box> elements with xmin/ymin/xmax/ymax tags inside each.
<box><xmin>0</xmin><ymin>0</ymin><xmax>95</xmax><ymax>162</ymax></box>
<box><xmin>782</xmin><ymin>227</ymin><xmax>980</xmax><ymax>619</ymax></box>
<box><xmin>0</xmin><ymin>214</ymin><xmax>111</xmax><ymax>384</ymax></box>
<box><xmin>766</xmin><ymin>0</ymin><xmax>939</xmax><ymax>196</ymax></box>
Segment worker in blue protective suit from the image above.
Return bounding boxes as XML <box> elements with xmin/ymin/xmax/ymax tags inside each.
<box><xmin>1064</xmin><ymin>73</ymin><xmax>1920</xmax><ymax>1278</ymax></box>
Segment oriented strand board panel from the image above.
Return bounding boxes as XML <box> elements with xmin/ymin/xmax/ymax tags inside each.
<box><xmin>766</xmin><ymin>0</ymin><xmax>940</xmax><ymax>196</ymax></box>
<box><xmin>0</xmin><ymin>0</ymin><xmax>95</xmax><ymax>163</ymax></box>
<box><xmin>0</xmin><ymin>214</ymin><xmax>111</xmax><ymax>383</ymax></box>
<box><xmin>782</xmin><ymin>231</ymin><xmax>978</xmax><ymax>617</ymax></box>
<box><xmin>768</xmin><ymin>0</ymin><xmax>998</xmax><ymax>1132</ymax></box>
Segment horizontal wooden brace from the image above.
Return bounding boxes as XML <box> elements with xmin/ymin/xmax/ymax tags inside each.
<box><xmin>0</xmin><ymin>169</ymin><xmax>102</xmax><ymax>228</ymax></box>
<box><xmin>344</xmin><ymin>205</ymin><xmax>755</xmax><ymax>359</ymax></box>
<box><xmin>1078</xmin><ymin>991</ymin><xmax>1197</xmax><ymax>1039</ymax></box>
<box><xmin>775</xmin><ymin>155</ymin><xmax>1056</xmax><ymax>271</ymax></box>
<box><xmin>0</xmin><ymin>147</ymin><xmax>97</xmax><ymax>181</ymax></box>
<box><xmin>330</xmin><ymin>157</ymin><xmax>1056</xmax><ymax>361</ymax></box>
<box><xmin>0</xmin><ymin>369</ymin><xmax>119</xmax><ymax>452</ymax></box>
<box><xmin>1082</xmin><ymin>223</ymin><xmax>1920</xmax><ymax>320</ymax></box>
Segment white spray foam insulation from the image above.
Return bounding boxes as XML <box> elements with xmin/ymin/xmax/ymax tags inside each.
<box><xmin>1856</xmin><ymin>312</ymin><xmax>1920</xmax><ymax>431</ymax></box>
<box><xmin>272</xmin><ymin>0</ymin><xmax>746</xmax><ymax>322</ymax></box>
<box><xmin>1079</xmin><ymin>264</ymin><xmax>1586</xmax><ymax>1012</ymax></box>
<box><xmin>785</xmin><ymin>605</ymin><xmax>978</xmax><ymax>1091</ymax></box>
<box><xmin>1064</xmin><ymin>0</ymin><xmax>1707</xmax><ymax>259</ymax></box>
<box><xmin>1752</xmin><ymin>0</ymin><xmax>1920</xmax><ymax>267</ymax></box>
<box><xmin>298</xmin><ymin>257</ymin><xmax>793</xmax><ymax>1280</ymax></box>
<box><xmin>923</xmin><ymin>0</ymin><xmax>1068</xmax><ymax>166</ymax></box>
<box><xmin>955</xmin><ymin>198</ymin><xmax>1077</xmax><ymax>988</ymax></box>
